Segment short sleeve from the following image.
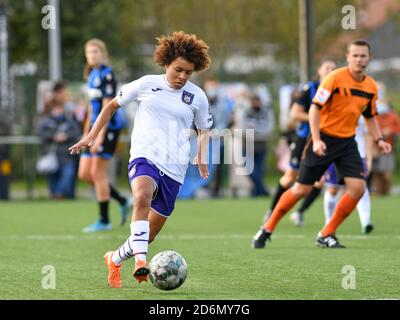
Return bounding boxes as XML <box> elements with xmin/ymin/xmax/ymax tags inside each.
<box><xmin>194</xmin><ymin>93</ymin><xmax>213</xmax><ymax>130</ymax></box>
<box><xmin>116</xmin><ymin>78</ymin><xmax>143</xmax><ymax>107</ymax></box>
<box><xmin>312</xmin><ymin>73</ymin><xmax>336</xmax><ymax>109</ymax></box>
<box><xmin>102</xmin><ymin>70</ymin><xmax>117</xmax><ymax>98</ymax></box>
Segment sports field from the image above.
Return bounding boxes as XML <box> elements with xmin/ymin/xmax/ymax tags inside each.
<box><xmin>0</xmin><ymin>196</ymin><xmax>399</xmax><ymax>300</ymax></box>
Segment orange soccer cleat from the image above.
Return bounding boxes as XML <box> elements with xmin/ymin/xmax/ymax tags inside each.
<box><xmin>104</xmin><ymin>251</ymin><xmax>122</xmax><ymax>288</ymax></box>
<box><xmin>133</xmin><ymin>259</ymin><xmax>149</xmax><ymax>283</ymax></box>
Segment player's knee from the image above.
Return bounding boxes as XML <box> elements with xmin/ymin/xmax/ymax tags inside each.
<box><xmin>133</xmin><ymin>190</ymin><xmax>152</xmax><ymax>209</ymax></box>
<box><xmin>78</xmin><ymin>171</ymin><xmax>92</xmax><ymax>183</ymax></box>
<box><xmin>280</xmin><ymin>171</ymin><xmax>296</xmax><ymax>187</ymax></box>
<box><xmin>347</xmin><ymin>183</ymin><xmax>366</xmax><ymax>199</ymax></box>
<box><xmin>354</xmin><ymin>185</ymin><xmax>366</xmax><ymax>199</ymax></box>
<box><xmin>327</xmin><ymin>187</ymin><xmax>339</xmax><ymax>196</ymax></box>
<box><xmin>292</xmin><ymin>183</ymin><xmax>312</xmax><ymax>198</ymax></box>
<box><xmin>90</xmin><ymin>168</ymin><xmax>107</xmax><ymax>183</ymax></box>
<box><xmin>314</xmin><ymin>180</ymin><xmax>324</xmax><ymax>189</ymax></box>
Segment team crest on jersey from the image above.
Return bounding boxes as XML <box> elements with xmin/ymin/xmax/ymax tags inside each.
<box><xmin>181</xmin><ymin>90</ymin><xmax>194</xmax><ymax>105</ymax></box>
<box><xmin>93</xmin><ymin>77</ymin><xmax>101</xmax><ymax>87</ymax></box>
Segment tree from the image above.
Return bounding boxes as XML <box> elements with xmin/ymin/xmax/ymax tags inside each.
<box><xmin>9</xmin><ymin>0</ymin><xmax>358</xmax><ymax>82</ymax></box>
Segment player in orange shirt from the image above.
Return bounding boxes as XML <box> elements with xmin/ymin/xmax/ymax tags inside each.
<box><xmin>252</xmin><ymin>39</ymin><xmax>392</xmax><ymax>248</ymax></box>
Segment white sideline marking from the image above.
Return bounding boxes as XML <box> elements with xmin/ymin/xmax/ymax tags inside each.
<box><xmin>1</xmin><ymin>234</ymin><xmax>399</xmax><ymax>241</ymax></box>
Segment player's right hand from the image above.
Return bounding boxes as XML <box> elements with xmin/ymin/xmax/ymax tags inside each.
<box><xmin>312</xmin><ymin>139</ymin><xmax>327</xmax><ymax>156</ymax></box>
<box><xmin>68</xmin><ymin>135</ymin><xmax>95</xmax><ymax>155</ymax></box>
<box><xmin>89</xmin><ymin>138</ymin><xmax>103</xmax><ymax>154</ymax></box>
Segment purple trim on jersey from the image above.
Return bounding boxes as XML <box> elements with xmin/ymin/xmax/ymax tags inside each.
<box><xmin>324</xmin><ymin>159</ymin><xmax>367</xmax><ymax>186</ymax></box>
<box><xmin>127</xmin><ymin>157</ymin><xmax>181</xmax><ymax>217</ymax></box>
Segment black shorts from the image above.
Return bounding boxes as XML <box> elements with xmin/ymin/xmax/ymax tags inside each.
<box><xmin>82</xmin><ymin>128</ymin><xmax>121</xmax><ymax>160</ymax></box>
<box><xmin>298</xmin><ymin>132</ymin><xmax>364</xmax><ymax>185</ymax></box>
<box><xmin>289</xmin><ymin>136</ymin><xmax>307</xmax><ymax>170</ymax></box>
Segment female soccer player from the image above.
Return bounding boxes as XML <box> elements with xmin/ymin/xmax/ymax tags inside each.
<box><xmin>79</xmin><ymin>39</ymin><xmax>131</xmax><ymax>233</ymax></box>
<box><xmin>69</xmin><ymin>31</ymin><xmax>212</xmax><ymax>287</ymax></box>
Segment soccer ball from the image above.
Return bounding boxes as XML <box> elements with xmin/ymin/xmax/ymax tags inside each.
<box><xmin>149</xmin><ymin>250</ymin><xmax>188</xmax><ymax>291</ymax></box>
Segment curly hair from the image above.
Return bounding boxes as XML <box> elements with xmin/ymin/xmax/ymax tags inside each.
<box><xmin>154</xmin><ymin>31</ymin><xmax>211</xmax><ymax>72</ymax></box>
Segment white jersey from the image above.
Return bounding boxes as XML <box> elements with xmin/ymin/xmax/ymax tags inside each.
<box><xmin>355</xmin><ymin>117</ymin><xmax>367</xmax><ymax>159</ymax></box>
<box><xmin>116</xmin><ymin>74</ymin><xmax>212</xmax><ymax>183</ymax></box>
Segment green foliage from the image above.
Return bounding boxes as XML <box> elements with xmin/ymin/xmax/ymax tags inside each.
<box><xmin>9</xmin><ymin>0</ymin><xmax>48</xmax><ymax>73</ymax></box>
<box><xmin>8</xmin><ymin>0</ymin><xmax>358</xmax><ymax>82</ymax></box>
<box><xmin>9</xmin><ymin>0</ymin><xmax>144</xmax><ymax>80</ymax></box>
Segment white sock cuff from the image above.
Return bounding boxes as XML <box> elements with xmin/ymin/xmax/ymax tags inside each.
<box><xmin>325</xmin><ymin>191</ymin><xmax>339</xmax><ymax>201</ymax></box>
<box><xmin>130</xmin><ymin>220</ymin><xmax>150</xmax><ymax>235</ymax></box>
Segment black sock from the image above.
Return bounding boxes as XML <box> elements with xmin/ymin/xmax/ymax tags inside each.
<box><xmin>297</xmin><ymin>187</ymin><xmax>322</xmax><ymax>214</ymax></box>
<box><xmin>109</xmin><ymin>184</ymin><xmax>127</xmax><ymax>206</ymax></box>
<box><xmin>270</xmin><ymin>183</ymin><xmax>289</xmax><ymax>211</ymax></box>
<box><xmin>99</xmin><ymin>201</ymin><xmax>110</xmax><ymax>224</ymax></box>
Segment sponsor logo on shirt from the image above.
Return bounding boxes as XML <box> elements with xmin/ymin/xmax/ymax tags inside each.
<box><xmin>88</xmin><ymin>88</ymin><xmax>103</xmax><ymax>99</ymax></box>
<box><xmin>151</xmin><ymin>88</ymin><xmax>162</xmax><ymax>92</ymax></box>
<box><xmin>181</xmin><ymin>90</ymin><xmax>194</xmax><ymax>105</ymax></box>
<box><xmin>314</xmin><ymin>88</ymin><xmax>331</xmax><ymax>104</ymax></box>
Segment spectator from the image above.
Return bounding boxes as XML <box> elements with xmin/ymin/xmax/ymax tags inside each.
<box><xmin>241</xmin><ymin>94</ymin><xmax>275</xmax><ymax>197</ymax></box>
<box><xmin>371</xmin><ymin>99</ymin><xmax>400</xmax><ymax>195</ymax></box>
<box><xmin>37</xmin><ymin>81</ymin><xmax>82</xmax><ymax>199</ymax></box>
<box><xmin>204</xmin><ymin>80</ymin><xmax>234</xmax><ymax>197</ymax></box>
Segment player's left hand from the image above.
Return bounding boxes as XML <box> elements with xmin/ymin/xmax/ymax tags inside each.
<box><xmin>378</xmin><ymin>140</ymin><xmax>392</xmax><ymax>155</ymax></box>
<box><xmin>193</xmin><ymin>156</ymin><xmax>209</xmax><ymax>179</ymax></box>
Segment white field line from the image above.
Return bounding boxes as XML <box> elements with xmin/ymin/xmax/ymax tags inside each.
<box><xmin>1</xmin><ymin>234</ymin><xmax>400</xmax><ymax>241</ymax></box>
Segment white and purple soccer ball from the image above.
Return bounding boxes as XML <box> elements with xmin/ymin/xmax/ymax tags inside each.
<box><xmin>149</xmin><ymin>250</ymin><xmax>188</xmax><ymax>291</ymax></box>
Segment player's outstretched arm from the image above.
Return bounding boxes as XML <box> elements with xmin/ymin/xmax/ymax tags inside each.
<box><xmin>309</xmin><ymin>103</ymin><xmax>326</xmax><ymax>156</ymax></box>
<box><xmin>195</xmin><ymin>129</ymin><xmax>210</xmax><ymax>179</ymax></box>
<box><xmin>69</xmin><ymin>98</ymin><xmax>120</xmax><ymax>154</ymax></box>
<box><xmin>364</xmin><ymin>116</ymin><xmax>392</xmax><ymax>155</ymax></box>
